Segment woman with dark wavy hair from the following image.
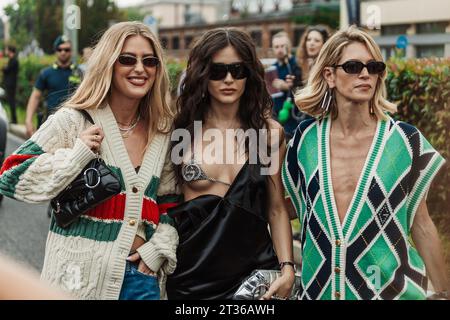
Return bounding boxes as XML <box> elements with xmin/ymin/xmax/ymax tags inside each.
<box><xmin>166</xmin><ymin>28</ymin><xmax>295</xmax><ymax>300</ymax></box>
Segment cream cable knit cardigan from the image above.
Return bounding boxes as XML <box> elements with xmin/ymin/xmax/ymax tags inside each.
<box><xmin>0</xmin><ymin>104</ymin><xmax>179</xmax><ymax>299</ymax></box>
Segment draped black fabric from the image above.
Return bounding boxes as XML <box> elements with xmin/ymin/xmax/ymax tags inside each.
<box><xmin>166</xmin><ymin>161</ymin><xmax>279</xmax><ymax>300</ymax></box>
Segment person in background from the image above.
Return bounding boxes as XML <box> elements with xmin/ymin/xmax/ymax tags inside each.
<box><xmin>2</xmin><ymin>45</ymin><xmax>19</xmax><ymax>124</ymax></box>
<box><xmin>78</xmin><ymin>47</ymin><xmax>93</xmax><ymax>75</ymax></box>
<box><xmin>296</xmin><ymin>25</ymin><xmax>330</xmax><ymax>85</ymax></box>
<box><xmin>25</xmin><ymin>35</ymin><xmax>82</xmax><ymax>137</ymax></box>
<box><xmin>271</xmin><ymin>32</ymin><xmax>304</xmax><ymax>140</ymax></box>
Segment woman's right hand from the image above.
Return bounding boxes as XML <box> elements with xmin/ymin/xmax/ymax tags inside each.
<box><xmin>79</xmin><ymin>125</ymin><xmax>104</xmax><ymax>153</ymax></box>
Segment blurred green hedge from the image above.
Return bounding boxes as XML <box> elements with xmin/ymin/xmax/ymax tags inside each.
<box><xmin>386</xmin><ymin>57</ymin><xmax>450</xmax><ymax>221</ymax></box>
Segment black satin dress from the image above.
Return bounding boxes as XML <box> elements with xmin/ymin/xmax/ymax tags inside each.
<box><xmin>166</xmin><ymin>160</ymin><xmax>279</xmax><ymax>300</ymax></box>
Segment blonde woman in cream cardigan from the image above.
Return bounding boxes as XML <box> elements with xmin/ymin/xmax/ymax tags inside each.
<box><xmin>0</xmin><ymin>22</ymin><xmax>180</xmax><ymax>300</ymax></box>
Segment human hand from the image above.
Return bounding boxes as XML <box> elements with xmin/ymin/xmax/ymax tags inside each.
<box><xmin>272</xmin><ymin>78</ymin><xmax>285</xmax><ymax>90</ymax></box>
<box><xmin>273</xmin><ymin>78</ymin><xmax>295</xmax><ymax>91</ymax></box>
<box><xmin>79</xmin><ymin>125</ymin><xmax>104</xmax><ymax>153</ymax></box>
<box><xmin>25</xmin><ymin>120</ymin><xmax>35</xmax><ymax>138</ymax></box>
<box><xmin>285</xmin><ymin>75</ymin><xmax>296</xmax><ymax>89</ymax></box>
<box><xmin>260</xmin><ymin>269</ymin><xmax>295</xmax><ymax>300</ymax></box>
<box><xmin>126</xmin><ymin>252</ymin><xmax>157</xmax><ymax>277</ymax></box>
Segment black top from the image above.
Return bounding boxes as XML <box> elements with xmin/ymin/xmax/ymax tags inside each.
<box><xmin>34</xmin><ymin>64</ymin><xmax>78</xmax><ymax>110</ymax></box>
<box><xmin>166</xmin><ymin>160</ymin><xmax>279</xmax><ymax>300</ymax></box>
<box><xmin>2</xmin><ymin>56</ymin><xmax>19</xmax><ymax>89</ymax></box>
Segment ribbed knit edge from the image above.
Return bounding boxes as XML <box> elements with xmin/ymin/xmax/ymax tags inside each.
<box><xmin>71</xmin><ymin>138</ymin><xmax>98</xmax><ymax>168</ymax></box>
<box><xmin>136</xmin><ymin>223</ymin><xmax>178</xmax><ymax>272</ymax></box>
<box><xmin>90</xmin><ymin>105</ymin><xmax>171</xmax><ymax>300</ymax></box>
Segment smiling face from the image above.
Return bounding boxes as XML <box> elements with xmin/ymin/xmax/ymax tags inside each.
<box><xmin>324</xmin><ymin>42</ymin><xmax>381</xmax><ymax>104</ymax></box>
<box><xmin>306</xmin><ymin>30</ymin><xmax>325</xmax><ymax>58</ymax></box>
<box><xmin>207</xmin><ymin>45</ymin><xmax>247</xmax><ymax>108</ymax></box>
<box><xmin>112</xmin><ymin>35</ymin><xmax>157</xmax><ymax>102</ymax></box>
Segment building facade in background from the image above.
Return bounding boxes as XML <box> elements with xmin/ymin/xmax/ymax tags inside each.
<box><xmin>137</xmin><ymin>0</ymin><xmax>220</xmax><ymax>28</ymax></box>
<box><xmin>132</xmin><ymin>0</ymin><xmax>450</xmax><ymax>59</ymax></box>
<box><xmin>359</xmin><ymin>0</ymin><xmax>450</xmax><ymax>58</ymax></box>
<box><xmin>136</xmin><ymin>0</ymin><xmax>338</xmax><ymax>58</ymax></box>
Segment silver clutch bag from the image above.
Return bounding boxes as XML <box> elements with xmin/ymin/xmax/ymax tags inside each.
<box><xmin>233</xmin><ymin>269</ymin><xmax>301</xmax><ymax>300</ymax></box>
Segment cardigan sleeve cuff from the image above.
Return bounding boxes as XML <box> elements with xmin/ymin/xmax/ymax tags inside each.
<box><xmin>70</xmin><ymin>138</ymin><xmax>97</xmax><ymax>168</ymax></box>
<box><xmin>136</xmin><ymin>223</ymin><xmax>178</xmax><ymax>274</ymax></box>
<box><xmin>137</xmin><ymin>242</ymin><xmax>165</xmax><ymax>272</ymax></box>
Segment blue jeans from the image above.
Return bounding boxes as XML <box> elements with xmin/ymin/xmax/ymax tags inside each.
<box><xmin>119</xmin><ymin>261</ymin><xmax>160</xmax><ymax>300</ymax></box>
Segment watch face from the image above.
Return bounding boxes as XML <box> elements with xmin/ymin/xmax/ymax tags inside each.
<box><xmin>182</xmin><ymin>161</ymin><xmax>202</xmax><ymax>182</ymax></box>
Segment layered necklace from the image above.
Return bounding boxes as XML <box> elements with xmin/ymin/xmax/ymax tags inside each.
<box><xmin>117</xmin><ymin>112</ymin><xmax>141</xmax><ymax>138</ymax></box>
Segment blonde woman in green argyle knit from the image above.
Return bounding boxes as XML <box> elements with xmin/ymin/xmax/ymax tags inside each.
<box><xmin>0</xmin><ymin>22</ymin><xmax>179</xmax><ymax>300</ymax></box>
<box><xmin>282</xmin><ymin>26</ymin><xmax>448</xmax><ymax>300</ymax></box>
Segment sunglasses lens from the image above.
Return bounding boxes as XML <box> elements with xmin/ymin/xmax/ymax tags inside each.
<box><xmin>118</xmin><ymin>55</ymin><xmax>137</xmax><ymax>66</ymax></box>
<box><xmin>143</xmin><ymin>57</ymin><xmax>159</xmax><ymax>67</ymax></box>
<box><xmin>210</xmin><ymin>63</ymin><xmax>248</xmax><ymax>80</ymax></box>
<box><xmin>367</xmin><ymin>61</ymin><xmax>386</xmax><ymax>74</ymax></box>
<box><xmin>210</xmin><ymin>64</ymin><xmax>228</xmax><ymax>80</ymax></box>
<box><xmin>342</xmin><ymin>61</ymin><xmax>364</xmax><ymax>74</ymax></box>
<box><xmin>229</xmin><ymin>64</ymin><xmax>248</xmax><ymax>80</ymax></box>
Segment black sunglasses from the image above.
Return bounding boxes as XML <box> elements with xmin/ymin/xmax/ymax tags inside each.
<box><xmin>56</xmin><ymin>48</ymin><xmax>71</xmax><ymax>53</ymax></box>
<box><xmin>209</xmin><ymin>63</ymin><xmax>249</xmax><ymax>81</ymax></box>
<box><xmin>118</xmin><ymin>55</ymin><xmax>160</xmax><ymax>68</ymax></box>
<box><xmin>333</xmin><ymin>60</ymin><xmax>386</xmax><ymax>75</ymax></box>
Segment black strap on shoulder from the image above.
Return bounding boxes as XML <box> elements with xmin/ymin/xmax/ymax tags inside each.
<box><xmin>79</xmin><ymin>110</ymin><xmax>94</xmax><ymax>124</ymax></box>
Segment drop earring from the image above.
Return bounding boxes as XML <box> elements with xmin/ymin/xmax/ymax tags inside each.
<box><xmin>320</xmin><ymin>88</ymin><xmax>333</xmax><ymax>113</ymax></box>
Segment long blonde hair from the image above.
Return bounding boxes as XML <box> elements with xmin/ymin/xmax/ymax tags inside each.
<box><xmin>63</xmin><ymin>21</ymin><xmax>173</xmax><ymax>141</ymax></box>
<box><xmin>295</xmin><ymin>26</ymin><xmax>397</xmax><ymax>120</ymax></box>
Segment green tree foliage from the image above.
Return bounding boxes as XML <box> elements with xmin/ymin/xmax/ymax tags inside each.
<box><xmin>4</xmin><ymin>0</ymin><xmax>126</xmax><ymax>54</ymax></box>
<box><xmin>292</xmin><ymin>4</ymin><xmax>340</xmax><ymax>29</ymax></box>
<box><xmin>35</xmin><ymin>0</ymin><xmax>64</xmax><ymax>53</ymax></box>
<box><xmin>78</xmin><ymin>0</ymin><xmax>126</xmax><ymax>50</ymax></box>
<box><xmin>122</xmin><ymin>7</ymin><xmax>145</xmax><ymax>22</ymax></box>
<box><xmin>4</xmin><ymin>0</ymin><xmax>37</xmax><ymax>50</ymax></box>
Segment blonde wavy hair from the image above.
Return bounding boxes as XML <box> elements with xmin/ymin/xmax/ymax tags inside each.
<box><xmin>294</xmin><ymin>26</ymin><xmax>397</xmax><ymax>120</ymax></box>
<box><xmin>63</xmin><ymin>21</ymin><xmax>173</xmax><ymax>141</ymax></box>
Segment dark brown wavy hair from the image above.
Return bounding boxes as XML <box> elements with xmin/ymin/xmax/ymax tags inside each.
<box><xmin>172</xmin><ymin>27</ymin><xmax>273</xmax><ymax>183</ymax></box>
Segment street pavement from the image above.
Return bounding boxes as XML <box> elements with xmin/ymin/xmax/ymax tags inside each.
<box><xmin>0</xmin><ymin>133</ymin><xmax>49</xmax><ymax>272</ymax></box>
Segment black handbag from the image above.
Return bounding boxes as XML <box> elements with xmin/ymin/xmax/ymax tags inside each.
<box><xmin>51</xmin><ymin>110</ymin><xmax>121</xmax><ymax>228</ymax></box>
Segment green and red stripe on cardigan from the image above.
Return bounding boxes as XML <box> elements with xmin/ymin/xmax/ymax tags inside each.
<box><xmin>0</xmin><ymin>140</ymin><xmax>180</xmax><ymax>240</ymax></box>
<box><xmin>0</xmin><ymin>140</ymin><xmax>43</xmax><ymax>198</ymax></box>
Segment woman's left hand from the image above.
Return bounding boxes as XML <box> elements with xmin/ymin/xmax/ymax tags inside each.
<box><xmin>127</xmin><ymin>252</ymin><xmax>157</xmax><ymax>277</ymax></box>
<box><xmin>260</xmin><ymin>270</ymin><xmax>295</xmax><ymax>300</ymax></box>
